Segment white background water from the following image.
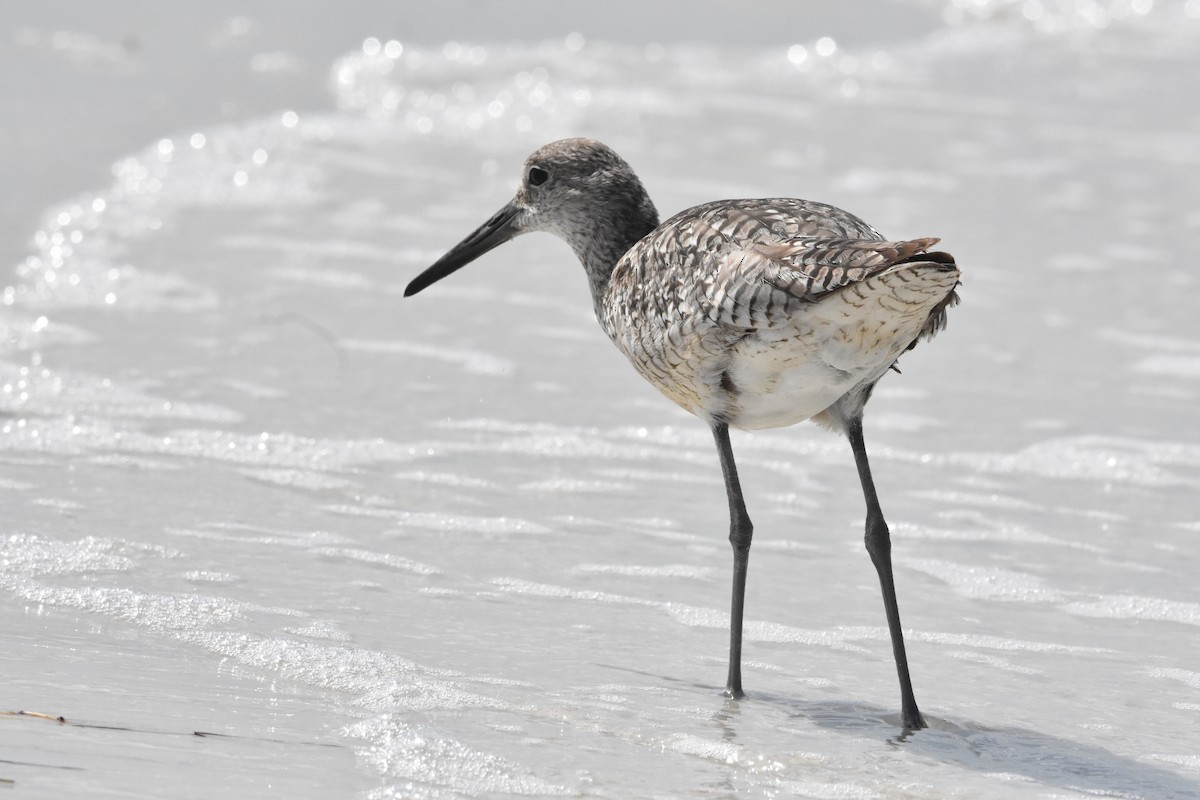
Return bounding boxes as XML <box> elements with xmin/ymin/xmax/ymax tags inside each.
<box><xmin>2</xmin><ymin>2</ymin><xmax>1198</xmax><ymax>797</ymax></box>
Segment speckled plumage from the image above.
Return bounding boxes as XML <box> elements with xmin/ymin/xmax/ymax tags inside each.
<box><xmin>405</xmin><ymin>137</ymin><xmax>961</xmax><ymax>731</ymax></box>
<box><xmin>599</xmin><ymin>197</ymin><xmax>959</xmax><ymax>430</ymax></box>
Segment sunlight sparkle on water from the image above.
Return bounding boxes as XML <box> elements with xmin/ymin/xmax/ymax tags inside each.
<box><xmin>3</xmin><ymin>5</ymin><xmax>1198</xmax><ymax>799</ymax></box>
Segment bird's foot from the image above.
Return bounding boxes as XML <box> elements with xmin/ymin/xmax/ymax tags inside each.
<box><xmin>902</xmin><ymin>707</ymin><xmax>927</xmax><ymax>731</ymax></box>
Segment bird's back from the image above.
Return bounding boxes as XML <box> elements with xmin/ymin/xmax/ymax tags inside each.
<box><xmin>600</xmin><ymin>198</ymin><xmax>960</xmax><ymax>429</ymax></box>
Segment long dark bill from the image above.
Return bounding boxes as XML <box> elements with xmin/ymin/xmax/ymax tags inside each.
<box><xmin>404</xmin><ymin>201</ymin><xmax>523</xmax><ymax>297</ymax></box>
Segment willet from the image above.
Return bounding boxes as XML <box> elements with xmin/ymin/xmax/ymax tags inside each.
<box><xmin>405</xmin><ymin>137</ymin><xmax>959</xmax><ymax>730</ymax></box>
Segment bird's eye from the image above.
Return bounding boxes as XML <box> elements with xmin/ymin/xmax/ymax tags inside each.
<box><xmin>528</xmin><ymin>166</ymin><xmax>549</xmax><ymax>187</ymax></box>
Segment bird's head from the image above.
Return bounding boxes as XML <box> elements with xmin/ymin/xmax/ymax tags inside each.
<box><xmin>404</xmin><ymin>137</ymin><xmax>657</xmax><ymax>297</ymax></box>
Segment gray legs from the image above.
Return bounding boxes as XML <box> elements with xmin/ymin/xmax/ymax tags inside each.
<box><xmin>846</xmin><ymin>415</ymin><xmax>926</xmax><ymax>730</ymax></box>
<box><xmin>712</xmin><ymin>422</ymin><xmax>752</xmax><ymax>699</ymax></box>
<box><xmin>711</xmin><ymin>418</ymin><xmax>925</xmax><ymax>730</ymax></box>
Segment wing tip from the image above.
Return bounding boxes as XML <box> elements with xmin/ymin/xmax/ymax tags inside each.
<box><xmin>898</xmin><ymin>237</ymin><xmax>955</xmax><ymax>267</ymax></box>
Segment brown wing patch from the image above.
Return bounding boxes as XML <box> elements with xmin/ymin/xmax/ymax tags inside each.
<box><xmin>757</xmin><ymin>237</ymin><xmax>941</xmax><ymax>296</ymax></box>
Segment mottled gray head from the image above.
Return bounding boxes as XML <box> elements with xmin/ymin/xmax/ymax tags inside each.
<box><xmin>405</xmin><ymin>138</ymin><xmax>659</xmax><ymax>298</ymax></box>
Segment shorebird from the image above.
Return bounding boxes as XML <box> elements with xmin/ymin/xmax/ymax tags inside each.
<box><xmin>405</xmin><ymin>138</ymin><xmax>959</xmax><ymax>730</ymax></box>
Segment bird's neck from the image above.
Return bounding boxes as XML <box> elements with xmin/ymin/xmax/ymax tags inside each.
<box><xmin>567</xmin><ymin>196</ymin><xmax>659</xmax><ymax>313</ymax></box>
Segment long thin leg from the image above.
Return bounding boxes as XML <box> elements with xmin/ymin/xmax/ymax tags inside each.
<box><xmin>845</xmin><ymin>415</ymin><xmax>926</xmax><ymax>730</ymax></box>
<box><xmin>712</xmin><ymin>422</ymin><xmax>753</xmax><ymax>699</ymax></box>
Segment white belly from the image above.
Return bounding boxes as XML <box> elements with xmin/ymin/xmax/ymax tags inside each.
<box><xmin>720</xmin><ymin>330</ymin><xmax>884</xmax><ymax>430</ymax></box>
<box><xmin>609</xmin><ymin>261</ymin><xmax>959</xmax><ymax>432</ymax></box>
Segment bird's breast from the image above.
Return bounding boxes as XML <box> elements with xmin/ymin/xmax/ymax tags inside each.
<box><xmin>601</xmin><ymin>260</ymin><xmax>959</xmax><ymax>431</ymax></box>
<box><xmin>602</xmin><ymin>314</ymin><xmax>874</xmax><ymax>430</ymax></box>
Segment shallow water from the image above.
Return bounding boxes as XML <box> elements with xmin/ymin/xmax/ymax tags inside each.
<box><xmin>2</xmin><ymin>1</ymin><xmax>1199</xmax><ymax>798</ymax></box>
